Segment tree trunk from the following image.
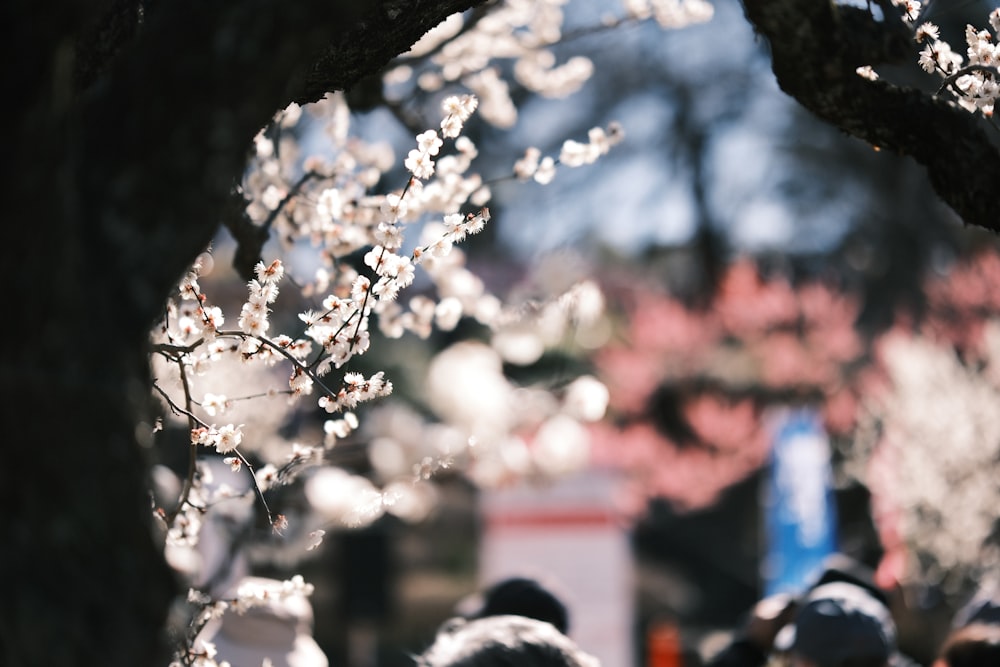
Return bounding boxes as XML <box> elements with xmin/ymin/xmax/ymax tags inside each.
<box><xmin>1</xmin><ymin>0</ymin><xmax>482</xmax><ymax>664</ymax></box>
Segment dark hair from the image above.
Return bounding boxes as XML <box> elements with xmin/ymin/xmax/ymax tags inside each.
<box><xmin>937</xmin><ymin>622</ymin><xmax>1000</xmax><ymax>667</ymax></box>
<box><xmin>417</xmin><ymin>615</ymin><xmax>598</xmax><ymax>667</ymax></box>
<box><xmin>825</xmin><ymin>658</ymin><xmax>889</xmax><ymax>667</ymax></box>
<box><xmin>476</xmin><ymin>578</ymin><xmax>569</xmax><ymax>634</ymax></box>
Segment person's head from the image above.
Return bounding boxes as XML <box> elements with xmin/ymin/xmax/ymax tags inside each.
<box><xmin>811</xmin><ymin>554</ymin><xmax>889</xmax><ymax>607</ymax></box>
<box><xmin>933</xmin><ymin>622</ymin><xmax>1000</xmax><ymax>667</ymax></box>
<box><xmin>474</xmin><ymin>577</ymin><xmax>569</xmax><ymax>634</ymax></box>
<box><xmin>417</xmin><ymin>615</ymin><xmax>599</xmax><ymax>667</ymax></box>
<box><xmin>778</xmin><ymin>582</ymin><xmax>896</xmax><ymax>667</ymax></box>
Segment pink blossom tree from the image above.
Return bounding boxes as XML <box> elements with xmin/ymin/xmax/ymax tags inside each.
<box><xmin>592</xmin><ymin>258</ymin><xmax>866</xmax><ymax>513</ymax></box>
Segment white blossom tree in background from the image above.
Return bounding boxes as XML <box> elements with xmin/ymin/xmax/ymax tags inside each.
<box><xmin>846</xmin><ymin>251</ymin><xmax>1000</xmax><ymax>596</ymax></box>
<box><xmin>860</xmin><ymin>331</ymin><xmax>1000</xmax><ymax>592</ymax></box>
<box><xmin>5</xmin><ymin>0</ymin><xmax>1000</xmax><ymax>665</ymax></box>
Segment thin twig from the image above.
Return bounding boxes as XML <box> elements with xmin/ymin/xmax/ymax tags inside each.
<box><xmin>164</xmin><ymin>359</ymin><xmax>202</xmax><ymax>526</ymax></box>
<box><xmin>261</xmin><ymin>171</ymin><xmax>321</xmax><ymax>232</ymax></box>
<box><xmin>214</xmin><ymin>330</ymin><xmax>341</xmax><ymax>401</ymax></box>
<box><xmin>152</xmin><ymin>339</ymin><xmax>205</xmax><ymax>356</ymax></box>
<box><xmin>231</xmin><ymin>447</ymin><xmax>275</xmax><ymax>527</ymax></box>
<box><xmin>936</xmin><ymin>64</ymin><xmax>1000</xmax><ymax>96</ymax></box>
<box><xmin>347</xmin><ymin>176</ymin><xmax>416</xmax><ymax>353</ymax></box>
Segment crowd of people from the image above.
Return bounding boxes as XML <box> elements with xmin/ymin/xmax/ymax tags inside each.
<box><xmin>701</xmin><ymin>555</ymin><xmax>1000</xmax><ymax>667</ymax></box>
<box><xmin>195</xmin><ymin>561</ymin><xmax>1000</xmax><ymax>666</ymax></box>
<box><xmin>423</xmin><ymin>565</ymin><xmax>1000</xmax><ymax>667</ymax></box>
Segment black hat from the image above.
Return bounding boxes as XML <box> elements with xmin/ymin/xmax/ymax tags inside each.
<box><xmin>777</xmin><ymin>582</ymin><xmax>896</xmax><ymax>667</ymax></box>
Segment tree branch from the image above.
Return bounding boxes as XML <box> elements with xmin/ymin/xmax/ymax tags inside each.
<box><xmin>741</xmin><ymin>0</ymin><xmax>1000</xmax><ymax>233</ymax></box>
<box><xmin>68</xmin><ymin>0</ymin><xmax>487</xmax><ymax>330</ymax></box>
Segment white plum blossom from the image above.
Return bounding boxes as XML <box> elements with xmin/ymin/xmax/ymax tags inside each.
<box><xmin>442</xmin><ymin>208</ymin><xmax>491</xmax><ymax>243</ymax></box>
<box><xmin>416</xmin><ymin>129</ymin><xmax>443</xmax><ymax>156</ymax></box>
<box><xmin>255</xmin><ymin>259</ymin><xmax>285</xmax><ymax>284</ymax></box>
<box><xmin>534</xmin><ymin>156</ymin><xmax>557</xmax><ymax>184</ymax></box>
<box><xmin>227</xmin><ymin>575</ymin><xmax>315</xmax><ymax>615</ymax></box>
<box><xmin>305</xmin><ymin>468</ymin><xmax>387</xmax><ymax>528</ymax></box>
<box><xmin>151</xmin><ymin>6</ymin><xmax>679</xmax><ymax>664</ymax></box>
<box><xmin>891</xmin><ymin>0</ymin><xmax>921</xmax><ymax>24</ymax></box>
<box><xmin>856</xmin><ymin>65</ymin><xmax>879</xmax><ymax>81</ymax></box>
<box><xmin>435</xmin><ymin>297</ymin><xmax>464</xmax><ymax>331</ymax></box>
<box><xmin>440</xmin><ymin>94</ymin><xmax>479</xmax><ymax>138</ymax></box>
<box><xmin>559</xmin><ymin>123</ymin><xmax>624</xmax><ymax>167</ymax></box>
<box><xmin>214</xmin><ymin>424</ymin><xmax>244</xmax><ymax>454</ymax></box>
<box><xmin>514</xmin><ymin>147</ymin><xmax>542</xmax><ymax>181</ymax></box>
<box><xmin>324</xmin><ymin>412</ymin><xmax>359</xmax><ymax>446</ymax></box>
<box><xmin>305</xmin><ymin>529</ymin><xmax>326</xmax><ymax>551</ymax></box>
<box><xmin>852</xmin><ymin>329</ymin><xmax>1000</xmax><ymax>587</ymax></box>
<box><xmin>190</xmin><ymin>424</ymin><xmax>245</xmax><ymax>454</ymax></box>
<box><xmin>515</xmin><ymin>52</ymin><xmax>595</xmax><ymax>98</ymax></box>
<box><xmin>884</xmin><ymin>4</ymin><xmax>1000</xmax><ymax>118</ymax></box>
<box><xmin>531</xmin><ymin>414</ymin><xmax>591</xmax><ymax>477</ymax></box>
<box><xmin>380</xmin><ymin>192</ymin><xmax>408</xmax><ymax>222</ymax></box>
<box><xmin>254</xmin><ymin>464</ymin><xmax>279</xmax><ymax>491</ymax></box>
<box><xmin>562</xmin><ymin>375</ymin><xmax>610</xmax><ymax>422</ymax></box>
<box><xmin>288</xmin><ymin>367</ymin><xmax>313</xmax><ymax>396</ymax></box>
<box><xmin>914</xmin><ymin>22</ymin><xmax>939</xmax><ymax>44</ymax></box>
<box><xmin>202</xmin><ymin>393</ymin><xmax>229</xmax><ymax>417</ymax></box>
<box><xmin>199</xmin><ymin>305</ymin><xmax>224</xmax><ymax>338</ymax></box>
<box><xmin>623</xmin><ymin>0</ymin><xmax>714</xmax><ymax>28</ymax></box>
<box><xmin>405</xmin><ymin>130</ymin><xmax>446</xmax><ymax>180</ymax></box>
<box><xmin>318</xmin><ymin>371</ymin><xmax>393</xmax><ymax>414</ymax></box>
<box><xmin>404</xmin><ymin>149</ymin><xmax>435</xmax><ymax>180</ymax></box>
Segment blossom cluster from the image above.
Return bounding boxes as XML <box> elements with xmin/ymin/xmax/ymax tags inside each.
<box><xmin>889</xmin><ymin>2</ymin><xmax>1000</xmax><ymax>117</ymax></box>
<box><xmin>834</xmin><ymin>251</ymin><xmax>1000</xmax><ymax>590</ymax></box>
<box><xmin>389</xmin><ymin>0</ymin><xmax>712</xmax><ymax>128</ymax></box>
<box><xmin>622</xmin><ymin>0</ymin><xmax>714</xmax><ymax>29</ymax></box>
<box><xmin>857</xmin><ymin>329</ymin><xmax>1000</xmax><ymax>589</ymax></box>
<box><xmin>317</xmin><ymin>371</ymin><xmax>393</xmax><ymax>414</ymax></box>
<box><xmin>191</xmin><ymin>424</ymin><xmax>244</xmax><ymax>455</ymax></box>
<box><xmin>173</xmin><ymin>576</ymin><xmax>316</xmax><ymax>667</ymax></box>
<box><xmin>514</xmin><ymin>122</ymin><xmax>624</xmax><ymax>184</ymax></box>
<box><xmin>153</xmin><ymin>79</ymin><xmax>623</xmax><ymax>556</ymax></box>
<box><xmin>148</xmin><ymin>3</ymin><xmax>716</xmax><ymax>660</ymax></box>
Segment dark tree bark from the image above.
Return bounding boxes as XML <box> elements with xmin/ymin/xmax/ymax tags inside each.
<box><xmin>741</xmin><ymin>0</ymin><xmax>1000</xmax><ymax>233</ymax></box>
<box><xmin>1</xmin><ymin>1</ymin><xmax>481</xmax><ymax>665</ymax></box>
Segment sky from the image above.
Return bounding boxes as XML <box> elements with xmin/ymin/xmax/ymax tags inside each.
<box><xmin>481</xmin><ymin>0</ymin><xmax>860</xmax><ymax>259</ymax></box>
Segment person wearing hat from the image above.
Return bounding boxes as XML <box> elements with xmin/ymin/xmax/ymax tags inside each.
<box><xmin>707</xmin><ymin>581</ymin><xmax>900</xmax><ymax>667</ymax></box>
<box><xmin>775</xmin><ymin>581</ymin><xmax>897</xmax><ymax>667</ymax></box>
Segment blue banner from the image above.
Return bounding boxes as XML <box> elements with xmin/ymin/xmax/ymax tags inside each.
<box><xmin>762</xmin><ymin>408</ymin><xmax>838</xmax><ymax>597</ymax></box>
